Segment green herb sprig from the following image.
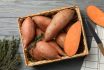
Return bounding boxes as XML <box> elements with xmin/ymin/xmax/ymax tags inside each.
<box><xmin>0</xmin><ymin>37</ymin><xmax>21</xmax><ymax>70</ymax></box>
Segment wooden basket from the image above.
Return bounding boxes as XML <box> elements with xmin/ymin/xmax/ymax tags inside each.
<box><xmin>18</xmin><ymin>6</ymin><xmax>88</xmax><ymax>66</ymax></box>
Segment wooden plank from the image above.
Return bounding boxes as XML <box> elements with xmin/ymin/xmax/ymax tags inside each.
<box><xmin>0</xmin><ymin>0</ymin><xmax>103</xmax><ymax>18</ymax></box>
<box><xmin>0</xmin><ymin>18</ymin><xmax>19</xmax><ymax>36</ymax></box>
<box><xmin>0</xmin><ymin>0</ymin><xmax>74</xmax><ymax>18</ymax></box>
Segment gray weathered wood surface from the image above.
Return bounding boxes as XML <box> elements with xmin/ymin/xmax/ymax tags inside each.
<box><xmin>0</xmin><ymin>0</ymin><xmax>104</xmax><ymax>70</ymax></box>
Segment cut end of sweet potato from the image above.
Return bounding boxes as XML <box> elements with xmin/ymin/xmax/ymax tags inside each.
<box><xmin>64</xmin><ymin>21</ymin><xmax>81</xmax><ymax>57</ymax></box>
<box><xmin>86</xmin><ymin>5</ymin><xmax>104</xmax><ymax>27</ymax></box>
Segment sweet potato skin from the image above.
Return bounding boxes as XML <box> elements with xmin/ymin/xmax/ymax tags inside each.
<box><xmin>64</xmin><ymin>21</ymin><xmax>81</xmax><ymax>56</ymax></box>
<box><xmin>21</xmin><ymin>17</ymin><xmax>35</xmax><ymax>48</ymax></box>
<box><xmin>87</xmin><ymin>5</ymin><xmax>104</xmax><ymax>27</ymax></box>
<box><xmin>48</xmin><ymin>41</ymin><xmax>65</xmax><ymax>56</ymax></box>
<box><xmin>36</xmin><ymin>28</ymin><xmax>44</xmax><ymax>36</ymax></box>
<box><xmin>29</xmin><ymin>47</ymin><xmax>44</xmax><ymax>61</ymax></box>
<box><xmin>56</xmin><ymin>33</ymin><xmax>66</xmax><ymax>48</ymax></box>
<box><xmin>36</xmin><ymin>41</ymin><xmax>61</xmax><ymax>60</ymax></box>
<box><xmin>45</xmin><ymin>9</ymin><xmax>75</xmax><ymax>41</ymax></box>
<box><xmin>32</xmin><ymin>16</ymin><xmax>51</xmax><ymax>32</ymax></box>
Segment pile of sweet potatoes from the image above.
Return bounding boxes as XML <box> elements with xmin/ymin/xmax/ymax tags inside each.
<box><xmin>21</xmin><ymin>8</ymin><xmax>82</xmax><ymax>61</ymax></box>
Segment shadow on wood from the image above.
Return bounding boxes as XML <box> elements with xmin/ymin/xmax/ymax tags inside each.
<box><xmin>34</xmin><ymin>57</ymin><xmax>85</xmax><ymax>70</ymax></box>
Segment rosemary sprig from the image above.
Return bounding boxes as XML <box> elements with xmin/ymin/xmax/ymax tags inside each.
<box><xmin>0</xmin><ymin>37</ymin><xmax>21</xmax><ymax>70</ymax></box>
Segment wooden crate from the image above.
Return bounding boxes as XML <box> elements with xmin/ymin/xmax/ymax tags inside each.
<box><xmin>18</xmin><ymin>6</ymin><xmax>88</xmax><ymax>66</ymax></box>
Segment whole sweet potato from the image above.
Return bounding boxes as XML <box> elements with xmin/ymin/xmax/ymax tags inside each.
<box><xmin>36</xmin><ymin>28</ymin><xmax>44</xmax><ymax>36</ymax></box>
<box><xmin>56</xmin><ymin>33</ymin><xmax>66</xmax><ymax>48</ymax></box>
<box><xmin>29</xmin><ymin>47</ymin><xmax>44</xmax><ymax>61</ymax></box>
<box><xmin>36</xmin><ymin>28</ymin><xmax>44</xmax><ymax>40</ymax></box>
<box><xmin>45</xmin><ymin>9</ymin><xmax>75</xmax><ymax>41</ymax></box>
<box><xmin>32</xmin><ymin>16</ymin><xmax>51</xmax><ymax>32</ymax></box>
<box><xmin>21</xmin><ymin>17</ymin><xmax>35</xmax><ymax>48</ymax></box>
<box><xmin>48</xmin><ymin>41</ymin><xmax>65</xmax><ymax>56</ymax></box>
<box><xmin>36</xmin><ymin>41</ymin><xmax>61</xmax><ymax>60</ymax></box>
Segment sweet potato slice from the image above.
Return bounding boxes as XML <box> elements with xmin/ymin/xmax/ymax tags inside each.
<box><xmin>64</xmin><ymin>21</ymin><xmax>81</xmax><ymax>56</ymax></box>
<box><xmin>87</xmin><ymin>5</ymin><xmax>104</xmax><ymax>27</ymax></box>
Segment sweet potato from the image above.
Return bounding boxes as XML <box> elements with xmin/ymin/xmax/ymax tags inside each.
<box><xmin>32</xmin><ymin>16</ymin><xmax>51</xmax><ymax>32</ymax></box>
<box><xmin>64</xmin><ymin>21</ymin><xmax>81</xmax><ymax>56</ymax></box>
<box><xmin>36</xmin><ymin>28</ymin><xmax>44</xmax><ymax>36</ymax></box>
<box><xmin>21</xmin><ymin>17</ymin><xmax>35</xmax><ymax>48</ymax></box>
<box><xmin>56</xmin><ymin>33</ymin><xmax>66</xmax><ymax>48</ymax></box>
<box><xmin>48</xmin><ymin>41</ymin><xmax>65</xmax><ymax>56</ymax></box>
<box><xmin>45</xmin><ymin>9</ymin><xmax>75</xmax><ymax>41</ymax></box>
<box><xmin>87</xmin><ymin>5</ymin><xmax>104</xmax><ymax>27</ymax></box>
<box><xmin>36</xmin><ymin>41</ymin><xmax>61</xmax><ymax>60</ymax></box>
<box><xmin>64</xmin><ymin>23</ymin><xmax>72</xmax><ymax>32</ymax></box>
<box><xmin>64</xmin><ymin>15</ymin><xmax>78</xmax><ymax>32</ymax></box>
<box><xmin>29</xmin><ymin>47</ymin><xmax>44</xmax><ymax>61</ymax></box>
<box><xmin>36</xmin><ymin>28</ymin><xmax>44</xmax><ymax>40</ymax></box>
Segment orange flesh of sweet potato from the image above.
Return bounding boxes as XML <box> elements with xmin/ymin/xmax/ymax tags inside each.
<box><xmin>87</xmin><ymin>5</ymin><xmax>104</xmax><ymax>27</ymax></box>
<box><xmin>64</xmin><ymin>21</ymin><xmax>81</xmax><ymax>57</ymax></box>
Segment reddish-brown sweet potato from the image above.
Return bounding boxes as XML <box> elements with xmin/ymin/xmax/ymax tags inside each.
<box><xmin>29</xmin><ymin>47</ymin><xmax>44</xmax><ymax>61</ymax></box>
<box><xmin>45</xmin><ymin>9</ymin><xmax>75</xmax><ymax>41</ymax></box>
<box><xmin>64</xmin><ymin>21</ymin><xmax>81</xmax><ymax>57</ymax></box>
<box><xmin>36</xmin><ymin>28</ymin><xmax>44</xmax><ymax>36</ymax></box>
<box><xmin>64</xmin><ymin>15</ymin><xmax>78</xmax><ymax>32</ymax></box>
<box><xmin>21</xmin><ymin>17</ymin><xmax>35</xmax><ymax>48</ymax></box>
<box><xmin>56</xmin><ymin>33</ymin><xmax>66</xmax><ymax>48</ymax></box>
<box><xmin>36</xmin><ymin>41</ymin><xmax>61</xmax><ymax>60</ymax></box>
<box><xmin>32</xmin><ymin>16</ymin><xmax>51</xmax><ymax>32</ymax></box>
<box><xmin>48</xmin><ymin>41</ymin><xmax>65</xmax><ymax>56</ymax></box>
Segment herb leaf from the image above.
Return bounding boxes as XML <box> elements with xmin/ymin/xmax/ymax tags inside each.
<box><xmin>0</xmin><ymin>37</ymin><xmax>21</xmax><ymax>70</ymax></box>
